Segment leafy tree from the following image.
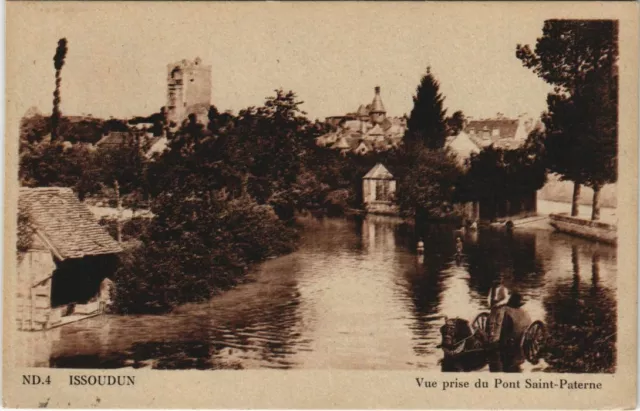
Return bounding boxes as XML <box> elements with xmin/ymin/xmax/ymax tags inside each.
<box><xmin>446</xmin><ymin>110</ymin><xmax>466</xmax><ymax>136</ymax></box>
<box><xmin>51</xmin><ymin>38</ymin><xmax>68</xmax><ymax>142</ymax></box>
<box><xmin>19</xmin><ymin>138</ymin><xmax>98</xmax><ymax>198</ymax></box>
<box><xmin>405</xmin><ymin>67</ymin><xmax>448</xmax><ymax>150</ymax></box>
<box><xmin>128</xmin><ymin>107</ymin><xmax>171</xmax><ymax>137</ymax></box>
<box><xmin>517</xmin><ymin>20</ymin><xmax>618</xmax><ymax>220</ymax></box>
<box><xmin>21</xmin><ymin>113</ymin><xmax>110</xmax><ymax>144</ymax></box>
<box><xmin>17</xmin><ymin>208</ymin><xmax>35</xmax><ymax>258</ymax></box>
<box><xmin>395</xmin><ymin>145</ymin><xmax>462</xmax><ymax>220</ymax></box>
<box><xmin>103</xmin><ymin>118</ymin><xmax>130</xmax><ymax>134</ymax></box>
<box><xmin>226</xmin><ymin>90</ymin><xmax>323</xmax><ymax>218</ymax></box>
<box><xmin>461</xmin><ymin>130</ymin><xmax>547</xmax><ymax>220</ymax></box>
<box><xmin>94</xmin><ymin>133</ymin><xmax>150</xmax><ymax>208</ymax></box>
<box><xmin>114</xmin><ymin>91</ymin><xmax>325</xmax><ymax>313</ymax></box>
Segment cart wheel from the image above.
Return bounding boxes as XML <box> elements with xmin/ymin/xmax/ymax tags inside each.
<box><xmin>522</xmin><ymin>321</ymin><xmax>547</xmax><ymax>364</ymax></box>
<box><xmin>472</xmin><ymin>312</ymin><xmax>490</xmax><ymax>333</ymax></box>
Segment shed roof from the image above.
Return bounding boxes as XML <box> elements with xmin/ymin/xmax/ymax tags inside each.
<box><xmin>363</xmin><ymin>163</ymin><xmax>394</xmax><ymax>180</ymax></box>
<box><xmin>19</xmin><ymin>187</ymin><xmax>123</xmax><ymax>260</ymax></box>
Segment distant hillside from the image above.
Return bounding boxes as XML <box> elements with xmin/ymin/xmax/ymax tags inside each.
<box><xmin>538</xmin><ymin>174</ymin><xmax>617</xmax><ymax>208</ymax></box>
<box><xmin>20</xmin><ymin>114</ymin><xmax>129</xmax><ymax>144</ymax></box>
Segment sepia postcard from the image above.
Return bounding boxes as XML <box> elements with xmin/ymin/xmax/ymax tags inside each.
<box><xmin>3</xmin><ymin>1</ymin><xmax>638</xmax><ymax>409</ymax></box>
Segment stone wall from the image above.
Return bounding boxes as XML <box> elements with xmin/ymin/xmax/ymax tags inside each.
<box><xmin>166</xmin><ymin>58</ymin><xmax>212</xmax><ymax>125</ymax></box>
<box><xmin>549</xmin><ymin>213</ymin><xmax>617</xmax><ymax>244</ymax></box>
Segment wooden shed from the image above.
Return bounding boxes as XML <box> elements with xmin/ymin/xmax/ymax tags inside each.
<box><xmin>17</xmin><ymin>188</ymin><xmax>123</xmax><ymax>331</ymax></box>
<box><xmin>362</xmin><ymin>163</ymin><xmax>398</xmax><ymax>215</ymax></box>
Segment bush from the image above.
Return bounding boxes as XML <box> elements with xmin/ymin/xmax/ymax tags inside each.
<box><xmin>111</xmin><ymin>195</ymin><xmax>296</xmax><ymax>314</ymax></box>
<box><xmin>395</xmin><ymin>146</ymin><xmax>462</xmax><ymax>219</ymax></box>
<box><xmin>98</xmin><ymin>216</ymin><xmax>151</xmax><ymax>242</ymax></box>
<box><xmin>324</xmin><ymin>189</ymin><xmax>351</xmax><ymax>216</ymax></box>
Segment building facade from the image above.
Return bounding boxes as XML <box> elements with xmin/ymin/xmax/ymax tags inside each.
<box><xmin>167</xmin><ymin>57</ymin><xmax>212</xmax><ymax>125</ymax></box>
<box><xmin>317</xmin><ymin>87</ymin><xmax>406</xmax><ymax>155</ymax></box>
<box><xmin>362</xmin><ymin>163</ymin><xmax>398</xmax><ymax>215</ymax></box>
<box><xmin>446</xmin><ymin>115</ymin><xmax>539</xmax><ymax>222</ymax></box>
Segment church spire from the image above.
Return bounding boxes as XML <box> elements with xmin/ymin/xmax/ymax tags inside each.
<box><xmin>370</xmin><ymin>86</ymin><xmax>386</xmax><ymax>124</ymax></box>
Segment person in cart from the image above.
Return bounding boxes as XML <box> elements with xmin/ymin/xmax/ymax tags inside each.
<box><xmin>488</xmin><ymin>291</ymin><xmax>533</xmax><ymax>371</ymax></box>
<box><xmin>486</xmin><ymin>278</ymin><xmax>511</xmax><ymax>344</ymax></box>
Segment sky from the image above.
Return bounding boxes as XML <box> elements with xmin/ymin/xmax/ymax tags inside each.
<box><xmin>8</xmin><ymin>3</ymin><xmax>556</xmax><ymax>122</ymax></box>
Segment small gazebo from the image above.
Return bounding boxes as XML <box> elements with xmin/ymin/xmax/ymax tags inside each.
<box><xmin>362</xmin><ymin>163</ymin><xmax>398</xmax><ymax>215</ymax></box>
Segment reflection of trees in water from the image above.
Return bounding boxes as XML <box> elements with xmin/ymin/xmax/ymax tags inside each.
<box><xmin>361</xmin><ymin>215</ymin><xmax>406</xmax><ymax>255</ymax></box>
<box><xmin>299</xmin><ymin>216</ymin><xmax>365</xmax><ymax>255</ymax></box>
<box><xmin>543</xmin><ymin>248</ymin><xmax>616</xmax><ymax>373</ymax></box>
<box><xmin>393</xmin><ymin>221</ymin><xmax>420</xmax><ymax>252</ymax></box>
<box><xmin>52</xmin><ymin>259</ymin><xmax>306</xmax><ymax>370</ymax></box>
<box><xmin>204</xmin><ymin>260</ymin><xmax>305</xmax><ymax>369</ymax></box>
<box><xmin>401</xmin><ymin>224</ymin><xmax>454</xmax><ymax>356</ymax></box>
<box><xmin>466</xmin><ymin>229</ymin><xmax>544</xmax><ymax>305</ymax></box>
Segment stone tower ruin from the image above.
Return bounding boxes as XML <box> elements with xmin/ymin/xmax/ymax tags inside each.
<box><xmin>166</xmin><ymin>57</ymin><xmax>212</xmax><ymax>125</ymax></box>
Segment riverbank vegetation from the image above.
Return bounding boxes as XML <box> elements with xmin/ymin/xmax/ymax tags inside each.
<box><xmin>112</xmin><ymin>90</ymin><xmax>327</xmax><ymax>313</ymax></box>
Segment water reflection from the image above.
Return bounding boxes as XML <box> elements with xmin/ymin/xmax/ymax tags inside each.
<box><xmin>17</xmin><ymin>216</ymin><xmax>616</xmax><ymax>372</ymax></box>
<box><xmin>542</xmin><ymin>245</ymin><xmax>616</xmax><ymax>373</ymax></box>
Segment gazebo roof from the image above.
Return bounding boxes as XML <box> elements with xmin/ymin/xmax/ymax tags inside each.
<box><xmin>363</xmin><ymin>163</ymin><xmax>394</xmax><ymax>180</ymax></box>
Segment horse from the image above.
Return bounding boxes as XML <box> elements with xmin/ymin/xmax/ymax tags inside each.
<box><xmin>438</xmin><ymin>317</ymin><xmax>488</xmax><ymax>372</ymax></box>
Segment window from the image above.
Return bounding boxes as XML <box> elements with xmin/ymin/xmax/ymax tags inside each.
<box><xmin>492</xmin><ymin>128</ymin><xmax>500</xmax><ymax>137</ymax></box>
<box><xmin>469</xmin><ymin>128</ymin><xmax>475</xmax><ymax>135</ymax></box>
<box><xmin>376</xmin><ymin>180</ymin><xmax>390</xmax><ymax>201</ymax></box>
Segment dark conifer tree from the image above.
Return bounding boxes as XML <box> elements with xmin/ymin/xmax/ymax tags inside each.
<box><xmin>405</xmin><ymin>67</ymin><xmax>448</xmax><ymax>150</ymax></box>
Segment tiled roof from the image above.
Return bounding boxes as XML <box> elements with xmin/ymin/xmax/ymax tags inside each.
<box><xmin>356</xmin><ymin>105</ymin><xmax>369</xmax><ymax>117</ymax></box>
<box><xmin>367</xmin><ymin>124</ymin><xmax>385</xmax><ymax>136</ymax></box>
<box><xmin>96</xmin><ymin>131</ymin><xmax>146</xmax><ymax>148</ymax></box>
<box><xmin>465</xmin><ymin>119</ymin><xmax>519</xmax><ymax>142</ymax></box>
<box><xmin>348</xmin><ymin>137</ymin><xmax>363</xmax><ymax>150</ymax></box>
<box><xmin>333</xmin><ymin>137</ymin><xmax>350</xmax><ymax>149</ymax></box>
<box><xmin>19</xmin><ymin>187</ymin><xmax>123</xmax><ymax>260</ymax></box>
<box><xmin>381</xmin><ymin>117</ymin><xmax>393</xmax><ymax>131</ymax></box>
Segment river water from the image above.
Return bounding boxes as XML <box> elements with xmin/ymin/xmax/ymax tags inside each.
<box><xmin>18</xmin><ymin>216</ymin><xmax>617</xmax><ymax>372</ymax></box>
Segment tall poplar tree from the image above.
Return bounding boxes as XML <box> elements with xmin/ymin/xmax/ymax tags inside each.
<box><xmin>51</xmin><ymin>38</ymin><xmax>68</xmax><ymax>142</ymax></box>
